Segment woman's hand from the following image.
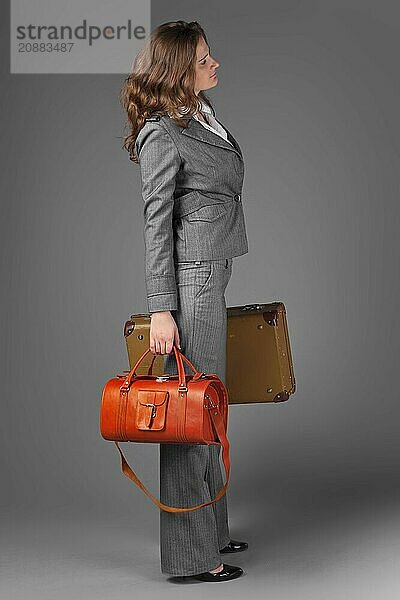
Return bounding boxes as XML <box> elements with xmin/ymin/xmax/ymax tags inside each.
<box><xmin>149</xmin><ymin>311</ymin><xmax>181</xmax><ymax>355</ymax></box>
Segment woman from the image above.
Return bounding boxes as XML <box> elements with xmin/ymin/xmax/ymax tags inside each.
<box><xmin>120</xmin><ymin>20</ymin><xmax>249</xmax><ymax>582</ymax></box>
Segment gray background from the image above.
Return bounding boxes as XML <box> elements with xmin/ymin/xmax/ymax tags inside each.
<box><xmin>2</xmin><ymin>1</ymin><xmax>400</xmax><ymax>598</ymax></box>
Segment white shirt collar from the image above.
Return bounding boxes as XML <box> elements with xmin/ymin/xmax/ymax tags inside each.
<box><xmin>168</xmin><ymin>99</ymin><xmax>233</xmax><ymax>146</ymax></box>
<box><xmin>198</xmin><ymin>99</ymin><xmax>212</xmax><ymax>114</ymax></box>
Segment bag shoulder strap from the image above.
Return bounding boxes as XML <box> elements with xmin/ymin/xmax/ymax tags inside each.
<box><xmin>113</xmin><ymin>406</ymin><xmax>230</xmax><ymax>513</ymax></box>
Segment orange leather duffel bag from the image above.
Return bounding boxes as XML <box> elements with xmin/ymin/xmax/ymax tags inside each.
<box><xmin>99</xmin><ymin>344</ymin><xmax>231</xmax><ymax>513</ymax></box>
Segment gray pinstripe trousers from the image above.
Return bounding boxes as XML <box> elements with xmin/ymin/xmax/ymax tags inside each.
<box><xmin>160</xmin><ymin>257</ymin><xmax>233</xmax><ymax>576</ymax></box>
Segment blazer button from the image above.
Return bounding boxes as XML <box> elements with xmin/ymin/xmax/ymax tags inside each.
<box><xmin>234</xmin><ymin>194</ymin><xmax>241</xmax><ymax>202</ymax></box>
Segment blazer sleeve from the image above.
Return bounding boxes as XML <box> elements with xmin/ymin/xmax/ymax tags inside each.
<box><xmin>135</xmin><ymin>121</ymin><xmax>182</xmax><ymax>313</ymax></box>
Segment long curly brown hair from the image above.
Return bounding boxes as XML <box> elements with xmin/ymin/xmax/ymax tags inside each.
<box><xmin>119</xmin><ymin>20</ymin><xmax>215</xmax><ymax>163</ymax></box>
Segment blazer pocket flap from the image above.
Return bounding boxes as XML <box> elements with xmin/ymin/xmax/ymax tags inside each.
<box><xmin>186</xmin><ymin>203</ymin><xmax>228</xmax><ymax>222</ymax></box>
<box><xmin>174</xmin><ymin>190</ymin><xmax>228</xmax><ymax>219</ymax></box>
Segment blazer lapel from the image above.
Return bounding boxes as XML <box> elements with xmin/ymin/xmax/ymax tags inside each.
<box><xmin>180</xmin><ymin>117</ymin><xmax>243</xmax><ymax>160</ymax></box>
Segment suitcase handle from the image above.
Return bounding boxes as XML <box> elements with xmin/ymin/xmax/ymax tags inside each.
<box><xmin>113</xmin><ymin>400</ymin><xmax>230</xmax><ymax>513</ymax></box>
<box><xmin>241</xmin><ymin>303</ymin><xmax>265</xmax><ymax>311</ymax></box>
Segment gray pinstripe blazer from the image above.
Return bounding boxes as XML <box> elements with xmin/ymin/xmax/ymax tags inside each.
<box><xmin>135</xmin><ymin>111</ymin><xmax>249</xmax><ymax>313</ymax></box>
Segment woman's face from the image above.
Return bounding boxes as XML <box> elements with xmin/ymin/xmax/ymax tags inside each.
<box><xmin>194</xmin><ymin>36</ymin><xmax>219</xmax><ymax>95</ymax></box>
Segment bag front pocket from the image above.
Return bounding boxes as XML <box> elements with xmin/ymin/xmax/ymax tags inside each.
<box><xmin>136</xmin><ymin>390</ymin><xmax>169</xmax><ymax>431</ymax></box>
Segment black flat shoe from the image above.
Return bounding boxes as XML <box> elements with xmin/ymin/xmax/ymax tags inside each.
<box><xmin>220</xmin><ymin>539</ymin><xmax>249</xmax><ymax>553</ymax></box>
<box><xmin>192</xmin><ymin>563</ymin><xmax>244</xmax><ymax>582</ymax></box>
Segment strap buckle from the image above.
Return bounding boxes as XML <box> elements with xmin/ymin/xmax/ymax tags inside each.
<box><xmin>144</xmin><ymin>403</ymin><xmax>157</xmax><ymax>419</ymax></box>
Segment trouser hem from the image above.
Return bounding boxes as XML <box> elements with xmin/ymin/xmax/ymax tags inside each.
<box><xmin>218</xmin><ymin>536</ymin><xmax>231</xmax><ymax>551</ymax></box>
<box><xmin>161</xmin><ymin>559</ymin><xmax>223</xmax><ymax>577</ymax></box>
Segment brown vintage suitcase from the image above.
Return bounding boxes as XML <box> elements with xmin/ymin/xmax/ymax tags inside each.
<box><xmin>124</xmin><ymin>302</ymin><xmax>295</xmax><ymax>405</ymax></box>
<box><xmin>226</xmin><ymin>302</ymin><xmax>295</xmax><ymax>404</ymax></box>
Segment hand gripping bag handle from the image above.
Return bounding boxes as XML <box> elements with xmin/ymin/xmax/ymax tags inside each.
<box><xmin>113</xmin><ymin>345</ymin><xmax>230</xmax><ymax>513</ymax></box>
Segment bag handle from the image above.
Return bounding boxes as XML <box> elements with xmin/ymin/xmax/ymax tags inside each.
<box><xmin>146</xmin><ymin>346</ymin><xmax>203</xmax><ymax>380</ymax></box>
<box><xmin>122</xmin><ymin>345</ymin><xmax>203</xmax><ymax>391</ymax></box>
<box><xmin>113</xmin><ymin>400</ymin><xmax>230</xmax><ymax>512</ymax></box>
